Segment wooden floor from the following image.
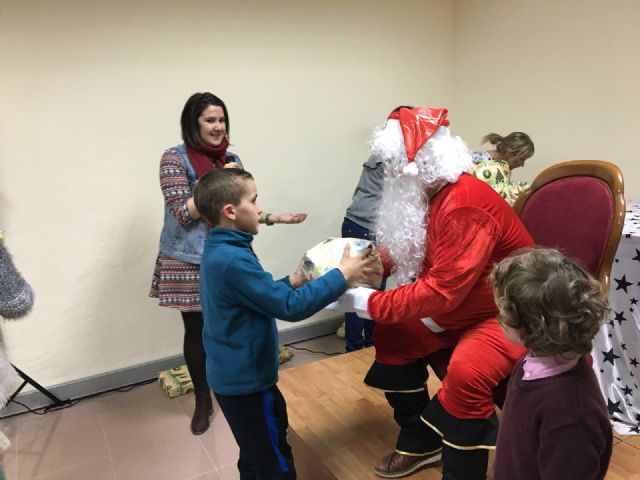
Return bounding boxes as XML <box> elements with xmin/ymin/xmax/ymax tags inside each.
<box><xmin>278</xmin><ymin>347</ymin><xmax>640</xmax><ymax>480</ymax></box>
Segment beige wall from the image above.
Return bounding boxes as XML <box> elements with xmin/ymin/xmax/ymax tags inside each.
<box><xmin>3</xmin><ymin>0</ymin><xmax>636</xmax><ymax>390</ymax></box>
<box><xmin>0</xmin><ymin>1</ymin><xmax>454</xmax><ymax>387</ymax></box>
<box><xmin>452</xmin><ymin>0</ymin><xmax>640</xmax><ymax>198</ymax></box>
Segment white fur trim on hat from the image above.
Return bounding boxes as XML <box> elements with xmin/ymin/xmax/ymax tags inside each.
<box><xmin>402</xmin><ymin>163</ymin><xmax>419</xmax><ymax>176</ymax></box>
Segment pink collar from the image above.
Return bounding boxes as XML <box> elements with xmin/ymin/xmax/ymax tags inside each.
<box><xmin>522</xmin><ymin>352</ymin><xmax>582</xmax><ymax>381</ymax></box>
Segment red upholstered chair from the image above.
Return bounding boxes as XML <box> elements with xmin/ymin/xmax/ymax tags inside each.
<box><xmin>513</xmin><ymin>160</ymin><xmax>625</xmax><ymax>296</ymax></box>
<box><xmin>427</xmin><ymin>161</ymin><xmax>625</xmax><ymax>405</ymax></box>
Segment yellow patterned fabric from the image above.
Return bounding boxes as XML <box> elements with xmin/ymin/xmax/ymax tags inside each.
<box><xmin>300</xmin><ymin>237</ymin><xmax>383</xmax><ymax>288</ymax></box>
<box><xmin>472</xmin><ymin>160</ymin><xmax>529</xmax><ymax>206</ymax></box>
<box><xmin>473</xmin><ymin>159</ymin><xmax>509</xmax><ymax>184</ymax></box>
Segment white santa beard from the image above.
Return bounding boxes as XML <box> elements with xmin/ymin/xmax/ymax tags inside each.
<box><xmin>375</xmin><ymin>175</ymin><xmax>428</xmax><ymax>285</ymax></box>
<box><xmin>369</xmin><ymin>120</ymin><xmax>408</xmax><ymax>175</ymax></box>
<box><xmin>370</xmin><ymin>120</ymin><xmax>473</xmax><ymax>286</ymax></box>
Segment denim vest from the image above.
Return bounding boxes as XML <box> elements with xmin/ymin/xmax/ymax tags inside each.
<box><xmin>158</xmin><ymin>144</ymin><xmax>242</xmax><ymax>265</ymax></box>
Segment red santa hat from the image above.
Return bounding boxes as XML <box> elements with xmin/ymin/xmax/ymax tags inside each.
<box><xmin>370</xmin><ymin>106</ymin><xmax>472</xmax><ymax>284</ymax></box>
<box><xmin>388</xmin><ymin>107</ymin><xmax>450</xmax><ymax>174</ymax></box>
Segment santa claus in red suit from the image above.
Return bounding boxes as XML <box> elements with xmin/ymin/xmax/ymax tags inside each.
<box><xmin>328</xmin><ymin>107</ymin><xmax>533</xmax><ymax>479</ymax></box>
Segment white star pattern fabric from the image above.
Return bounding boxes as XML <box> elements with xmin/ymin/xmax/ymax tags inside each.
<box><xmin>592</xmin><ymin>200</ymin><xmax>640</xmax><ymax>435</ymax></box>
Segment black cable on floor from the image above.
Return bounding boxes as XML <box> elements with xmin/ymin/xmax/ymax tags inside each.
<box><xmin>285</xmin><ymin>344</ymin><xmax>343</xmax><ymax>356</ymax></box>
<box><xmin>111</xmin><ymin>377</ymin><xmax>156</xmax><ymax>393</ymax></box>
<box><xmin>5</xmin><ymin>377</ymin><xmax>157</xmax><ymax>417</ymax></box>
<box><xmin>8</xmin><ymin>398</ymin><xmax>78</xmax><ymax>415</ymax></box>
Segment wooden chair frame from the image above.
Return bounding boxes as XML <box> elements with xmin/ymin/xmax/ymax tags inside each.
<box><xmin>513</xmin><ymin>160</ymin><xmax>625</xmax><ymax>295</ymax></box>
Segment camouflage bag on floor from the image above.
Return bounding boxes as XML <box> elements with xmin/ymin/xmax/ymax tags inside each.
<box><xmin>159</xmin><ymin>348</ymin><xmax>295</xmax><ymax>398</ymax></box>
<box><xmin>279</xmin><ymin>345</ymin><xmax>294</xmax><ymax>364</ymax></box>
<box><xmin>158</xmin><ymin>365</ymin><xmax>194</xmax><ymax>398</ymax></box>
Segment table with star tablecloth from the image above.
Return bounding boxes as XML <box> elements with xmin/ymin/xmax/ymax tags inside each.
<box><xmin>592</xmin><ymin>199</ymin><xmax>640</xmax><ymax>435</ymax></box>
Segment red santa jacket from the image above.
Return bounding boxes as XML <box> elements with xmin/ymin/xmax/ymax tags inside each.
<box><xmin>368</xmin><ymin>174</ymin><xmax>533</xmax><ymax>363</ymax></box>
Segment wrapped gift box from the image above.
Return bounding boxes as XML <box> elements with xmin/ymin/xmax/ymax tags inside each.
<box><xmin>300</xmin><ymin>237</ymin><xmax>383</xmax><ymax>288</ymax></box>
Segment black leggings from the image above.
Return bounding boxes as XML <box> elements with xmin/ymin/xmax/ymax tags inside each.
<box><xmin>181</xmin><ymin>311</ymin><xmax>209</xmax><ymax>392</ymax></box>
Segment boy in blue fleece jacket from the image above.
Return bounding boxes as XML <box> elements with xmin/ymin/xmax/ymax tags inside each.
<box><xmin>194</xmin><ymin>168</ymin><xmax>377</xmax><ymax>480</ymax></box>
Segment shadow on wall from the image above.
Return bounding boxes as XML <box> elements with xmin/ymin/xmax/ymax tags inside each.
<box><xmin>85</xmin><ymin>211</ymin><xmax>181</xmax><ymax>374</ymax></box>
<box><xmin>39</xmin><ymin>207</ymin><xmax>182</xmax><ymax>389</ymax></box>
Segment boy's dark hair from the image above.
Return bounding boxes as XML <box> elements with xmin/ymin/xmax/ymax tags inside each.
<box><xmin>180</xmin><ymin>92</ymin><xmax>230</xmax><ymax>149</ymax></box>
<box><xmin>490</xmin><ymin>247</ymin><xmax>608</xmax><ymax>356</ymax></box>
<box><xmin>194</xmin><ymin>168</ymin><xmax>254</xmax><ymax>226</ymax></box>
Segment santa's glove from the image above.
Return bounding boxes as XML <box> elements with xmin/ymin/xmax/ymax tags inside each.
<box><xmin>325</xmin><ymin>287</ymin><xmax>374</xmax><ymax>320</ymax></box>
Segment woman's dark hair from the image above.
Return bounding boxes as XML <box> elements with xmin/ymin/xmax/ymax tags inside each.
<box><xmin>180</xmin><ymin>92</ymin><xmax>230</xmax><ymax>149</ymax></box>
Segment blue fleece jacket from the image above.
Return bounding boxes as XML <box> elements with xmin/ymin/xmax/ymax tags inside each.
<box><xmin>200</xmin><ymin>228</ymin><xmax>347</xmax><ymax>395</ymax></box>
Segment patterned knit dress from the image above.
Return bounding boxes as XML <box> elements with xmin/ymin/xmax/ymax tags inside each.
<box><xmin>149</xmin><ymin>149</ymin><xmax>205</xmax><ymax>312</ymax></box>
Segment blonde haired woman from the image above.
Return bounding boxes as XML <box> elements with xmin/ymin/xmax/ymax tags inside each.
<box><xmin>472</xmin><ymin>132</ymin><xmax>534</xmax><ymax>206</ymax></box>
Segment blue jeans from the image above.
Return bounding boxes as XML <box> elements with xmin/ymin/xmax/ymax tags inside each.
<box><xmin>341</xmin><ymin>218</ymin><xmax>387</xmax><ymax>352</ymax></box>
